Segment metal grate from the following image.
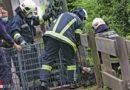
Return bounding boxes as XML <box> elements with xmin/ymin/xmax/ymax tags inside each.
<box><xmin>2</xmin><ymin>43</ymin><xmax>43</xmax><ymax>90</ymax></box>
<box><xmin>0</xmin><ymin>43</ymin><xmax>86</xmax><ymax>90</ymax></box>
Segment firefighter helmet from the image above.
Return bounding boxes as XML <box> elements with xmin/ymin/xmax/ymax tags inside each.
<box><xmin>72</xmin><ymin>8</ymin><xmax>88</xmax><ymax>20</ymax></box>
<box><xmin>92</xmin><ymin>18</ymin><xmax>106</xmax><ymax>29</ymax></box>
<box><xmin>20</xmin><ymin>0</ymin><xmax>36</xmax><ymax>15</ymax></box>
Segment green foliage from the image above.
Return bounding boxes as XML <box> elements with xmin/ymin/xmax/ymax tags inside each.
<box><xmin>67</xmin><ymin>0</ymin><xmax>100</xmax><ymax>33</ymax></box>
<box><xmin>85</xmin><ymin>47</ymin><xmax>93</xmax><ymax>65</ymax></box>
<box><xmin>102</xmin><ymin>0</ymin><xmax>130</xmax><ymax>36</ymax></box>
<box><xmin>126</xmin><ymin>36</ymin><xmax>130</xmax><ymax>40</ymax></box>
<box><xmin>67</xmin><ymin>0</ymin><xmax>130</xmax><ymax>36</ymax></box>
<box><xmin>67</xmin><ymin>0</ymin><xmax>76</xmax><ymax>12</ymax></box>
<box><xmin>126</xmin><ymin>33</ymin><xmax>130</xmax><ymax>40</ymax></box>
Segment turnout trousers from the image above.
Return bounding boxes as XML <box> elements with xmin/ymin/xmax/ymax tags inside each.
<box><xmin>40</xmin><ymin>37</ymin><xmax>77</xmax><ymax>83</ymax></box>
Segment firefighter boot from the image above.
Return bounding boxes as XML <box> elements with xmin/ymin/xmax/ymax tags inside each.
<box><xmin>41</xmin><ymin>81</ymin><xmax>49</xmax><ymax>90</ymax></box>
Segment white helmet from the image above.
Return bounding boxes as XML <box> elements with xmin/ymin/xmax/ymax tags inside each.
<box><xmin>92</xmin><ymin>18</ymin><xmax>105</xmax><ymax>29</ymax></box>
<box><xmin>20</xmin><ymin>0</ymin><xmax>36</xmax><ymax>15</ymax></box>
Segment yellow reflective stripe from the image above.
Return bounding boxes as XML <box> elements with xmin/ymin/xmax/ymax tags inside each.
<box><xmin>53</xmin><ymin>19</ymin><xmax>57</xmax><ymax>23</ymax></box>
<box><xmin>28</xmin><ymin>79</ymin><xmax>40</xmax><ymax>86</ymax></box>
<box><xmin>13</xmin><ymin>33</ymin><xmax>21</xmax><ymax>40</ymax></box>
<box><xmin>67</xmin><ymin>65</ymin><xmax>76</xmax><ymax>70</ymax></box>
<box><xmin>103</xmin><ymin>31</ymin><xmax>115</xmax><ymax>35</ymax></box>
<box><xmin>44</xmin><ymin>31</ymin><xmax>77</xmax><ymax>53</ymax></box>
<box><xmin>53</xmin><ymin>14</ymin><xmax>63</xmax><ymax>32</ymax></box>
<box><xmin>50</xmin><ymin>17</ymin><xmax>53</xmax><ymax>23</ymax></box>
<box><xmin>75</xmin><ymin>29</ymin><xmax>82</xmax><ymax>34</ymax></box>
<box><xmin>41</xmin><ymin>65</ymin><xmax>52</xmax><ymax>71</ymax></box>
<box><xmin>60</xmin><ymin>18</ymin><xmax>76</xmax><ymax>34</ymax></box>
<box><xmin>67</xmin><ymin>68</ymin><xmax>76</xmax><ymax>70</ymax></box>
<box><xmin>110</xmin><ymin>57</ymin><xmax>119</xmax><ymax>61</ymax></box>
<box><xmin>68</xmin><ymin>65</ymin><xmax>76</xmax><ymax>67</ymax></box>
<box><xmin>39</xmin><ymin>16</ymin><xmax>43</xmax><ymax>24</ymax></box>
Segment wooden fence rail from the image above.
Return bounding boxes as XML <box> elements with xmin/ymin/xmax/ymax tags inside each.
<box><xmin>80</xmin><ymin>32</ymin><xmax>130</xmax><ymax>90</ymax></box>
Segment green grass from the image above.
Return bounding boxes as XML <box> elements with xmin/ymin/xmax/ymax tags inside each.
<box><xmin>85</xmin><ymin>85</ymin><xmax>112</xmax><ymax>90</ymax></box>
<box><xmin>85</xmin><ymin>85</ymin><xmax>97</xmax><ymax>90</ymax></box>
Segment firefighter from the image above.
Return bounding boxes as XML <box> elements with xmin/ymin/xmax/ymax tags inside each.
<box><xmin>92</xmin><ymin>18</ymin><xmax>119</xmax><ymax>39</ymax></box>
<box><xmin>92</xmin><ymin>18</ymin><xmax>119</xmax><ymax>72</ymax></box>
<box><xmin>9</xmin><ymin>0</ymin><xmax>54</xmax><ymax>87</ymax></box>
<box><xmin>46</xmin><ymin>0</ymin><xmax>64</xmax><ymax>26</ymax></box>
<box><xmin>40</xmin><ymin>8</ymin><xmax>88</xmax><ymax>89</ymax></box>
<box><xmin>10</xmin><ymin>0</ymin><xmax>53</xmax><ymax>45</ymax></box>
<box><xmin>0</xmin><ymin>5</ymin><xmax>22</xmax><ymax>90</ymax></box>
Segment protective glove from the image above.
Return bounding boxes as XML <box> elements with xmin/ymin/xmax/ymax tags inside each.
<box><xmin>20</xmin><ymin>40</ymin><xmax>26</xmax><ymax>46</ymax></box>
<box><xmin>82</xmin><ymin>67</ymin><xmax>93</xmax><ymax>73</ymax></box>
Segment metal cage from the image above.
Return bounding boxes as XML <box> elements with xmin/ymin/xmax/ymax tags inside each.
<box><xmin>0</xmin><ymin>43</ymin><xmax>91</xmax><ymax>90</ymax></box>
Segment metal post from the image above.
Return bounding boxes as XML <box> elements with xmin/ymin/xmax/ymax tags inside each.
<box><xmin>59</xmin><ymin>49</ymin><xmax>64</xmax><ymax>86</ymax></box>
<box><xmin>17</xmin><ymin>51</ymin><xmax>26</xmax><ymax>90</ymax></box>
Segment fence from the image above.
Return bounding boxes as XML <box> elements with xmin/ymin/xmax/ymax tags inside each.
<box><xmin>0</xmin><ymin>42</ymin><xmax>86</xmax><ymax>90</ymax></box>
<box><xmin>2</xmin><ymin>31</ymin><xmax>128</xmax><ymax>90</ymax></box>
<box><xmin>80</xmin><ymin>32</ymin><xmax>130</xmax><ymax>90</ymax></box>
<box><xmin>2</xmin><ymin>43</ymin><xmax>43</xmax><ymax>90</ymax></box>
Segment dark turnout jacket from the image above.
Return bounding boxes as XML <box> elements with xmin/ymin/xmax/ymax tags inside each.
<box><xmin>44</xmin><ymin>12</ymin><xmax>83</xmax><ymax>52</ymax></box>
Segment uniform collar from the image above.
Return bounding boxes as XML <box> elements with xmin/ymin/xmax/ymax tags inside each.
<box><xmin>95</xmin><ymin>24</ymin><xmax>110</xmax><ymax>33</ymax></box>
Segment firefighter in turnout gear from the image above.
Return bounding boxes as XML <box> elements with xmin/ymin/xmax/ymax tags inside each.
<box><xmin>9</xmin><ymin>0</ymin><xmax>54</xmax><ymax>87</ymax></box>
<box><xmin>92</xmin><ymin>18</ymin><xmax>119</xmax><ymax>72</ymax></box>
<box><xmin>10</xmin><ymin>0</ymin><xmax>54</xmax><ymax>45</ymax></box>
<box><xmin>92</xmin><ymin>18</ymin><xmax>119</xmax><ymax>39</ymax></box>
<box><xmin>40</xmin><ymin>8</ymin><xmax>87</xmax><ymax>89</ymax></box>
<box><xmin>10</xmin><ymin>0</ymin><xmax>41</xmax><ymax>45</ymax></box>
<box><xmin>46</xmin><ymin>0</ymin><xmax>64</xmax><ymax>26</ymax></box>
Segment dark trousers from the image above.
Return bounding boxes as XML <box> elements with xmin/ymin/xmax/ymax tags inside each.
<box><xmin>40</xmin><ymin>37</ymin><xmax>76</xmax><ymax>83</ymax></box>
<box><xmin>0</xmin><ymin>48</ymin><xmax>11</xmax><ymax>88</ymax></box>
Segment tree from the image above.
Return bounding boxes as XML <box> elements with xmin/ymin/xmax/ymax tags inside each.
<box><xmin>67</xmin><ymin>0</ymin><xmax>130</xmax><ymax>36</ymax></box>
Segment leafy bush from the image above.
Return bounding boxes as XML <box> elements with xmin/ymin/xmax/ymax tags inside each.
<box><xmin>126</xmin><ymin>33</ymin><xmax>130</xmax><ymax>40</ymax></box>
<box><xmin>67</xmin><ymin>0</ymin><xmax>130</xmax><ymax>36</ymax></box>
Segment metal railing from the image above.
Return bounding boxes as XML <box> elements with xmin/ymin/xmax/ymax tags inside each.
<box><xmin>0</xmin><ymin>43</ymin><xmax>90</xmax><ymax>90</ymax></box>
<box><xmin>2</xmin><ymin>43</ymin><xmax>43</xmax><ymax>90</ymax></box>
